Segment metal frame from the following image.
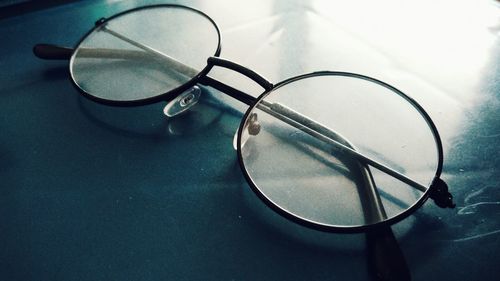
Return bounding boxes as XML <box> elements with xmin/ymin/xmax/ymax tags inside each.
<box><xmin>39</xmin><ymin>4</ymin><xmax>453</xmax><ymax>233</ymax></box>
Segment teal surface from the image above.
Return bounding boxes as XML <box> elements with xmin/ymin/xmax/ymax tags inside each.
<box><xmin>1</xmin><ymin>0</ymin><xmax>499</xmax><ymax>280</ymax></box>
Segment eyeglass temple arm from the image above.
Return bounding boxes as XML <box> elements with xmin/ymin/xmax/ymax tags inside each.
<box><xmin>32</xmin><ymin>44</ymin><xmax>272</xmax><ymax>91</ymax></box>
<box><xmin>32</xmin><ymin>43</ymin><xmax>257</xmax><ymax>106</ymax></box>
<box><xmin>33</xmin><ymin>43</ymin><xmax>159</xmax><ymax>61</ymax></box>
<box><xmin>350</xmin><ymin>159</ymin><xmax>411</xmax><ymax>281</ymax></box>
<box><xmin>316</xmin><ymin>117</ymin><xmax>411</xmax><ymax>280</ymax></box>
<box><xmin>259</xmin><ymin>102</ymin><xmax>454</xmax><ymax>206</ymax></box>
<box><xmin>261</xmin><ymin>103</ymin><xmax>429</xmax><ymax>190</ymax></box>
<box><xmin>33</xmin><ymin>44</ymin><xmax>157</xmax><ymax>61</ymax></box>
<box><xmin>32</xmin><ymin>45</ymin><xmax>267</xmax><ymax>105</ymax></box>
<box><xmin>257</xmin><ymin>102</ymin><xmax>411</xmax><ymax>279</ymax></box>
<box><xmin>33</xmin><ymin>44</ymin><xmax>73</xmax><ymax>60</ymax></box>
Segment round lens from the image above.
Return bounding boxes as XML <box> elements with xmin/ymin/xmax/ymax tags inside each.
<box><xmin>238</xmin><ymin>72</ymin><xmax>441</xmax><ymax>232</ymax></box>
<box><xmin>70</xmin><ymin>5</ymin><xmax>220</xmax><ymax>104</ymax></box>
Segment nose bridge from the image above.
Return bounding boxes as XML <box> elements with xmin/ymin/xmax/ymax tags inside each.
<box><xmin>207</xmin><ymin>56</ymin><xmax>274</xmax><ymax>91</ymax></box>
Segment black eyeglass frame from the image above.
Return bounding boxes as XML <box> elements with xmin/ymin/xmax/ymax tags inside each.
<box><xmin>34</xmin><ymin>3</ymin><xmax>455</xmax><ymax>234</ymax></box>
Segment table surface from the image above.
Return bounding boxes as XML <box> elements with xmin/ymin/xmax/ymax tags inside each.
<box><xmin>1</xmin><ymin>0</ymin><xmax>499</xmax><ymax>280</ymax></box>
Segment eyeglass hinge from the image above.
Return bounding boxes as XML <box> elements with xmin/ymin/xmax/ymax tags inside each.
<box><xmin>429</xmin><ymin>177</ymin><xmax>455</xmax><ymax>208</ymax></box>
<box><xmin>95</xmin><ymin>17</ymin><xmax>106</xmax><ymax>27</ymax></box>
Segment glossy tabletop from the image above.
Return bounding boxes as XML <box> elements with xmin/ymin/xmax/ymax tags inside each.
<box><xmin>1</xmin><ymin>0</ymin><xmax>499</xmax><ymax>280</ymax></box>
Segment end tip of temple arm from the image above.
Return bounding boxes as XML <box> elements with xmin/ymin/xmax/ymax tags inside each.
<box><xmin>33</xmin><ymin>44</ymin><xmax>73</xmax><ymax>60</ymax></box>
<box><xmin>429</xmin><ymin>177</ymin><xmax>456</xmax><ymax>208</ymax></box>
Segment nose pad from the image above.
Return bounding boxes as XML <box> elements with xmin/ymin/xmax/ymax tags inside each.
<box><xmin>233</xmin><ymin>112</ymin><xmax>260</xmax><ymax>150</ymax></box>
<box><xmin>163</xmin><ymin>85</ymin><xmax>201</xmax><ymax>117</ymax></box>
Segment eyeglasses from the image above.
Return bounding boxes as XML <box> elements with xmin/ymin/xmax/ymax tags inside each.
<box><xmin>34</xmin><ymin>3</ymin><xmax>454</xmax><ymax>232</ymax></box>
<box><xmin>34</xmin><ymin>4</ymin><xmax>456</xmax><ymax>279</ymax></box>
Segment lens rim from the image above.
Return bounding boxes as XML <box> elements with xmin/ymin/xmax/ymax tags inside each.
<box><xmin>236</xmin><ymin>71</ymin><xmax>444</xmax><ymax>233</ymax></box>
<box><xmin>69</xmin><ymin>4</ymin><xmax>222</xmax><ymax>107</ymax></box>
